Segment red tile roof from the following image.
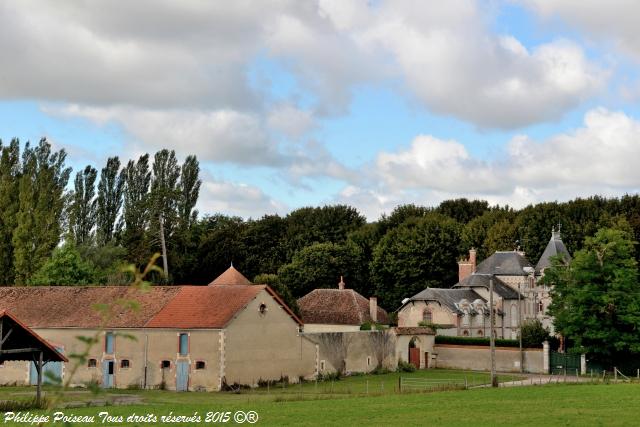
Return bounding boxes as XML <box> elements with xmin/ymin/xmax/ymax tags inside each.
<box><xmin>0</xmin><ymin>286</ymin><xmax>181</xmax><ymax>328</ymax></box>
<box><xmin>0</xmin><ymin>310</ymin><xmax>68</xmax><ymax>362</ymax></box>
<box><xmin>297</xmin><ymin>289</ymin><xmax>389</xmax><ymax>326</ymax></box>
<box><xmin>209</xmin><ymin>265</ymin><xmax>252</xmax><ymax>286</ymax></box>
<box><xmin>146</xmin><ymin>285</ymin><xmax>263</xmax><ymax>328</ymax></box>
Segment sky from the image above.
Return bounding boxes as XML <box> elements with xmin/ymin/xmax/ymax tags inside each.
<box><xmin>1</xmin><ymin>0</ymin><xmax>640</xmax><ymax>220</ymax></box>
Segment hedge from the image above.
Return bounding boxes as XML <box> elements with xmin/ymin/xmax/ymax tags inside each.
<box><xmin>435</xmin><ymin>335</ymin><xmax>522</xmax><ymax>348</ymax></box>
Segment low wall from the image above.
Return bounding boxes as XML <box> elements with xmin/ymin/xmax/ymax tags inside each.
<box><xmin>434</xmin><ymin>344</ymin><xmax>544</xmax><ymax>374</ymax></box>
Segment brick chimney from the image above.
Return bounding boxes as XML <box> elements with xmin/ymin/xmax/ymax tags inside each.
<box><xmin>458</xmin><ymin>248</ymin><xmax>477</xmax><ymax>282</ymax></box>
<box><xmin>369</xmin><ymin>296</ymin><xmax>378</xmax><ymax>323</ymax></box>
<box><xmin>338</xmin><ymin>275</ymin><xmax>345</xmax><ymax>290</ymax></box>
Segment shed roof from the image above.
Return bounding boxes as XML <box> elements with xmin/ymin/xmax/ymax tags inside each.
<box><xmin>297</xmin><ymin>289</ymin><xmax>389</xmax><ymax>326</ymax></box>
<box><xmin>475</xmin><ymin>251</ymin><xmax>533</xmax><ymax>276</ymax></box>
<box><xmin>0</xmin><ymin>311</ymin><xmax>68</xmax><ymax>363</ymax></box>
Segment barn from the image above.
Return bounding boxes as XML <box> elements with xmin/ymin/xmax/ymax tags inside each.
<box><xmin>0</xmin><ymin>266</ymin><xmax>317</xmax><ymax>391</ymax></box>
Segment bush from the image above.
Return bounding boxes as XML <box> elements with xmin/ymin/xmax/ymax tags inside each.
<box><xmin>360</xmin><ymin>322</ymin><xmax>386</xmax><ymax>331</ymax></box>
<box><xmin>0</xmin><ymin>397</ymin><xmax>49</xmax><ymax>411</ymax></box>
<box><xmin>435</xmin><ymin>335</ymin><xmax>520</xmax><ymax>348</ymax></box>
<box><xmin>520</xmin><ymin>319</ymin><xmax>550</xmax><ymax>348</ymax></box>
<box><xmin>396</xmin><ymin>360</ymin><xmax>416</xmax><ymax>373</ymax></box>
<box><xmin>317</xmin><ymin>371</ymin><xmax>341</xmax><ymax>381</ymax></box>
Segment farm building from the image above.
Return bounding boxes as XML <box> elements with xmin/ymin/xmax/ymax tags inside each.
<box><xmin>0</xmin><ymin>266</ymin><xmax>317</xmax><ymax>391</ymax></box>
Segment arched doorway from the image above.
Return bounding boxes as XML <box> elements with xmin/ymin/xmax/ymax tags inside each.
<box><xmin>408</xmin><ymin>337</ymin><xmax>420</xmax><ymax>369</ymax></box>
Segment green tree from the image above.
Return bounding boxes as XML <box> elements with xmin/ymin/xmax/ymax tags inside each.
<box><xmin>436</xmin><ymin>198</ymin><xmax>489</xmax><ymax>224</ymax></box>
<box><xmin>284</xmin><ymin>205</ymin><xmax>366</xmax><ymax>259</ymax></box>
<box><xmin>69</xmin><ymin>165</ymin><xmax>97</xmax><ymax>245</ymax></box>
<box><xmin>242</xmin><ymin>215</ymin><xmax>288</xmax><ymax>279</ymax></box>
<box><xmin>28</xmin><ymin>243</ymin><xmax>97</xmax><ymax>285</ymax></box>
<box><xmin>545</xmin><ymin>227</ymin><xmax>640</xmax><ymax>364</ymax></box>
<box><xmin>120</xmin><ymin>154</ymin><xmax>151</xmax><ymax>268</ymax></box>
<box><xmin>462</xmin><ymin>208</ymin><xmax>514</xmax><ymax>260</ymax></box>
<box><xmin>177</xmin><ymin>155</ymin><xmax>201</xmax><ymax>231</ymax></box>
<box><xmin>149</xmin><ymin>149</ymin><xmax>180</xmax><ymax>279</ymax></box>
<box><xmin>13</xmin><ymin>139</ymin><xmax>71</xmax><ymax>284</ymax></box>
<box><xmin>484</xmin><ymin>217</ymin><xmax>519</xmax><ymax>254</ymax></box>
<box><xmin>377</xmin><ymin>204</ymin><xmax>431</xmax><ymax>237</ymax></box>
<box><xmin>278</xmin><ymin>241</ymin><xmax>368</xmax><ymax>298</ymax></box>
<box><xmin>370</xmin><ymin>213</ymin><xmax>463</xmax><ymax>309</ymax></box>
<box><xmin>0</xmin><ymin>139</ymin><xmax>20</xmax><ymax>283</ymax></box>
<box><xmin>96</xmin><ymin>157</ymin><xmax>124</xmax><ymax>245</ymax></box>
<box><xmin>519</xmin><ymin>319</ymin><xmax>550</xmax><ymax>348</ymax></box>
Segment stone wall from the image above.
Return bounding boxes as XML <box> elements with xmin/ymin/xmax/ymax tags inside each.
<box><xmin>433</xmin><ymin>344</ymin><xmax>544</xmax><ymax>373</ymax></box>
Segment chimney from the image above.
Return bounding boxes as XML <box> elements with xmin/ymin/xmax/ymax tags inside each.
<box><xmin>338</xmin><ymin>275</ymin><xmax>345</xmax><ymax>290</ymax></box>
<box><xmin>458</xmin><ymin>248</ymin><xmax>477</xmax><ymax>282</ymax></box>
<box><xmin>369</xmin><ymin>296</ymin><xmax>378</xmax><ymax>323</ymax></box>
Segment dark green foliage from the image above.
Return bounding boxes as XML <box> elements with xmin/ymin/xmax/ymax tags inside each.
<box><xmin>278</xmin><ymin>240</ymin><xmax>368</xmax><ymax>297</ymax></box>
<box><xmin>284</xmin><ymin>205</ymin><xmax>366</xmax><ymax>258</ymax></box>
<box><xmin>96</xmin><ymin>157</ymin><xmax>124</xmax><ymax>245</ymax></box>
<box><xmin>13</xmin><ymin>139</ymin><xmax>71</xmax><ymax>284</ymax></box>
<box><xmin>436</xmin><ymin>198</ymin><xmax>489</xmax><ymax>224</ymax></box>
<box><xmin>371</xmin><ymin>213</ymin><xmax>463</xmax><ymax>309</ymax></box>
<box><xmin>120</xmin><ymin>154</ymin><xmax>151</xmax><ymax>267</ymax></box>
<box><xmin>519</xmin><ymin>319</ymin><xmax>550</xmax><ymax>348</ymax></box>
<box><xmin>69</xmin><ymin>165</ymin><xmax>97</xmax><ymax>245</ymax></box>
<box><xmin>435</xmin><ymin>335</ymin><xmax>520</xmax><ymax>348</ymax></box>
<box><xmin>254</xmin><ymin>273</ymin><xmax>300</xmax><ymax>316</ymax></box>
<box><xmin>242</xmin><ymin>215</ymin><xmax>288</xmax><ymax>278</ymax></box>
<box><xmin>0</xmin><ymin>139</ymin><xmax>20</xmax><ymax>284</ymax></box>
<box><xmin>28</xmin><ymin>243</ymin><xmax>97</xmax><ymax>285</ymax></box>
<box><xmin>396</xmin><ymin>360</ymin><xmax>416</xmax><ymax>372</ymax></box>
<box><xmin>546</xmin><ymin>226</ymin><xmax>640</xmax><ymax>364</ymax></box>
<box><xmin>377</xmin><ymin>204</ymin><xmax>431</xmax><ymax>237</ymax></box>
<box><xmin>78</xmin><ymin>243</ymin><xmax>129</xmax><ymax>284</ymax></box>
<box><xmin>177</xmin><ymin>155</ymin><xmax>201</xmax><ymax>230</ymax></box>
<box><xmin>461</xmin><ymin>208</ymin><xmax>514</xmax><ymax>260</ymax></box>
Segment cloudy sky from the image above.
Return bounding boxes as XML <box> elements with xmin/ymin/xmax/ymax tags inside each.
<box><xmin>2</xmin><ymin>0</ymin><xmax>640</xmax><ymax>219</ymax></box>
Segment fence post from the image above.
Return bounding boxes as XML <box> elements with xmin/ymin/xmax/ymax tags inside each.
<box><xmin>398</xmin><ymin>377</ymin><xmax>401</xmax><ymax>393</ymax></box>
<box><xmin>464</xmin><ymin>375</ymin><xmax>468</xmax><ymax>390</ymax></box>
<box><xmin>614</xmin><ymin>368</ymin><xmax>617</xmax><ymax>382</ymax></box>
<box><xmin>580</xmin><ymin>354</ymin><xmax>587</xmax><ymax>375</ymax></box>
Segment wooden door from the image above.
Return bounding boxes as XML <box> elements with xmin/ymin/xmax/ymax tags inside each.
<box><xmin>102</xmin><ymin>360</ymin><xmax>114</xmax><ymax>388</ymax></box>
<box><xmin>176</xmin><ymin>360</ymin><xmax>189</xmax><ymax>391</ymax></box>
<box><xmin>409</xmin><ymin>347</ymin><xmax>420</xmax><ymax>369</ymax></box>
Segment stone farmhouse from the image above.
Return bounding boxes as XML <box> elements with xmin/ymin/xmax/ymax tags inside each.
<box><xmin>398</xmin><ymin>229</ymin><xmax>571</xmax><ymax>338</ymax></box>
<box><xmin>0</xmin><ymin>266</ymin><xmax>318</xmax><ymax>391</ymax></box>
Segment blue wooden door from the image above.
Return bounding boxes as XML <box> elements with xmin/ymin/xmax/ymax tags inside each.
<box><xmin>102</xmin><ymin>360</ymin><xmax>114</xmax><ymax>388</ymax></box>
<box><xmin>176</xmin><ymin>361</ymin><xmax>189</xmax><ymax>391</ymax></box>
<box><xmin>30</xmin><ymin>347</ymin><xmax>63</xmax><ymax>385</ymax></box>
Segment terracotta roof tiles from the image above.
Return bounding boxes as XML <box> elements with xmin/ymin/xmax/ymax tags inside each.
<box><xmin>209</xmin><ymin>265</ymin><xmax>252</xmax><ymax>286</ymax></box>
<box><xmin>297</xmin><ymin>289</ymin><xmax>389</xmax><ymax>326</ymax></box>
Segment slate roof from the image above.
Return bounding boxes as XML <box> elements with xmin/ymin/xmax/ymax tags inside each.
<box><xmin>406</xmin><ymin>288</ymin><xmax>484</xmax><ymax>312</ymax></box>
<box><xmin>475</xmin><ymin>251</ymin><xmax>533</xmax><ymax>276</ymax></box>
<box><xmin>536</xmin><ymin>231</ymin><xmax>572</xmax><ymax>273</ymax></box>
<box><xmin>453</xmin><ymin>274</ymin><xmax>522</xmax><ymax>300</ymax></box>
<box><xmin>297</xmin><ymin>289</ymin><xmax>389</xmax><ymax>326</ymax></box>
<box><xmin>209</xmin><ymin>265</ymin><xmax>252</xmax><ymax>286</ymax></box>
<box><xmin>0</xmin><ymin>284</ymin><xmax>302</xmax><ymax>329</ymax></box>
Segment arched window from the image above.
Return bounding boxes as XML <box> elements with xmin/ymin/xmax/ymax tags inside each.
<box><xmin>422</xmin><ymin>308</ymin><xmax>432</xmax><ymax>323</ymax></box>
<box><xmin>510</xmin><ymin>304</ymin><xmax>518</xmax><ymax>327</ymax></box>
<box><xmin>462</xmin><ymin>330</ymin><xmax>470</xmax><ymax>337</ymax></box>
<box><xmin>477</xmin><ymin>330</ymin><xmax>484</xmax><ymax>337</ymax></box>
<box><xmin>538</xmin><ymin>301</ymin><xmax>544</xmax><ymax>314</ymax></box>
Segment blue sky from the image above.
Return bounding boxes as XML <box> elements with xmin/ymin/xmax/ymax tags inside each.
<box><xmin>1</xmin><ymin>1</ymin><xmax>640</xmax><ymax>219</ymax></box>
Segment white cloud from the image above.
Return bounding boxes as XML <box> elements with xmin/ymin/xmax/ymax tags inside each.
<box><xmin>342</xmin><ymin>108</ymin><xmax>640</xmax><ymax>219</ymax></box>
<box><xmin>518</xmin><ymin>0</ymin><xmax>640</xmax><ymax>60</ymax></box>
<box><xmin>199</xmin><ymin>179</ymin><xmax>288</xmax><ymax>219</ymax></box>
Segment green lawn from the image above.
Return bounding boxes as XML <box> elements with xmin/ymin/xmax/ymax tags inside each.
<box><xmin>2</xmin><ymin>371</ymin><xmax>638</xmax><ymax>426</ymax></box>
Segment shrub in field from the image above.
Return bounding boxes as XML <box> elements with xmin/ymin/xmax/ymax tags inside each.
<box><xmin>396</xmin><ymin>360</ymin><xmax>416</xmax><ymax>372</ymax></box>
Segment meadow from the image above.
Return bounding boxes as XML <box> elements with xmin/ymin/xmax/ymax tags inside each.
<box><xmin>1</xmin><ymin>370</ymin><xmax>638</xmax><ymax>426</ymax></box>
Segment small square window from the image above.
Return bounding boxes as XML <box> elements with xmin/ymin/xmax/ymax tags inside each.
<box><xmin>120</xmin><ymin>359</ymin><xmax>130</xmax><ymax>369</ymax></box>
<box><xmin>161</xmin><ymin>360</ymin><xmax>171</xmax><ymax>369</ymax></box>
<box><xmin>88</xmin><ymin>359</ymin><xmax>97</xmax><ymax>368</ymax></box>
<box><xmin>320</xmin><ymin>360</ymin><xmax>325</xmax><ymax>371</ymax></box>
<box><xmin>195</xmin><ymin>361</ymin><xmax>206</xmax><ymax>370</ymax></box>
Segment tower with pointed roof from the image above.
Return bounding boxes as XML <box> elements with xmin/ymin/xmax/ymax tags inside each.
<box><xmin>208</xmin><ymin>264</ymin><xmax>252</xmax><ymax>286</ymax></box>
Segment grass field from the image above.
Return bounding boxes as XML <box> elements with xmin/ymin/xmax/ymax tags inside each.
<box><xmin>1</xmin><ymin>371</ymin><xmax>639</xmax><ymax>426</ymax></box>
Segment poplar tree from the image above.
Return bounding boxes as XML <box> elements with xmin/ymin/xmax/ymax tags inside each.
<box><xmin>121</xmin><ymin>154</ymin><xmax>151</xmax><ymax>266</ymax></box>
<box><xmin>69</xmin><ymin>165</ymin><xmax>97</xmax><ymax>245</ymax></box>
<box><xmin>0</xmin><ymin>139</ymin><xmax>20</xmax><ymax>283</ymax></box>
<box><xmin>177</xmin><ymin>155</ymin><xmax>201</xmax><ymax>230</ymax></box>
<box><xmin>13</xmin><ymin>139</ymin><xmax>71</xmax><ymax>284</ymax></box>
<box><xmin>150</xmin><ymin>149</ymin><xmax>180</xmax><ymax>278</ymax></box>
<box><xmin>96</xmin><ymin>157</ymin><xmax>124</xmax><ymax>245</ymax></box>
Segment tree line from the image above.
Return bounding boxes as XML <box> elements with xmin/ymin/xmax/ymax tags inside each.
<box><xmin>3</xmin><ymin>138</ymin><xmax>640</xmax><ymax>315</ymax></box>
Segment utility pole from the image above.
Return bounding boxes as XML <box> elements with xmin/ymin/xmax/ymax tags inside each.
<box><xmin>518</xmin><ymin>283</ymin><xmax>523</xmax><ymax>373</ymax></box>
<box><xmin>489</xmin><ymin>276</ymin><xmax>497</xmax><ymax>387</ymax></box>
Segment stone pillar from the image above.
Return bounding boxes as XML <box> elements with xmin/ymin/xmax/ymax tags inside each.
<box><xmin>581</xmin><ymin>354</ymin><xmax>587</xmax><ymax>375</ymax></box>
<box><xmin>543</xmin><ymin>341</ymin><xmax>550</xmax><ymax>374</ymax></box>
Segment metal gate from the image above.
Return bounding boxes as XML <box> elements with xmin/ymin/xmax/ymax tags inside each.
<box><xmin>549</xmin><ymin>351</ymin><xmax>580</xmax><ymax>375</ymax></box>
